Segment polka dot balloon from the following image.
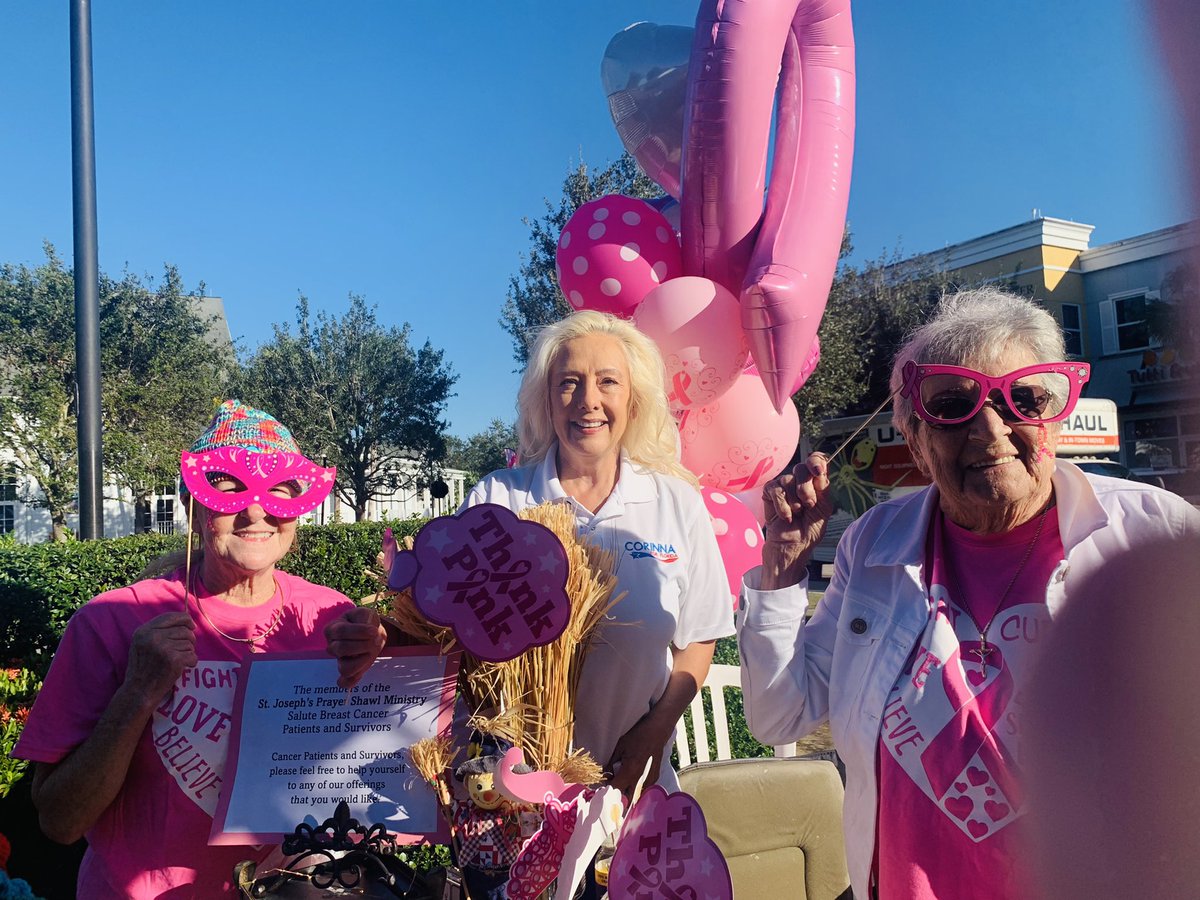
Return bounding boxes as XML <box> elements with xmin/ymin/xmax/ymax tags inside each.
<box><xmin>555</xmin><ymin>194</ymin><xmax>682</xmax><ymax>318</ymax></box>
<box><xmin>701</xmin><ymin>487</ymin><xmax>763</xmax><ymax>607</ymax></box>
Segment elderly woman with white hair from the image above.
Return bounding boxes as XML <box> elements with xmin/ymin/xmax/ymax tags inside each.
<box><xmin>738</xmin><ymin>287</ymin><xmax>1200</xmax><ymax>900</ymax></box>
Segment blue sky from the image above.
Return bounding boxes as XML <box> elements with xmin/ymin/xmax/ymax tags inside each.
<box><xmin>1</xmin><ymin>1</ymin><xmax>1190</xmax><ymax>438</ymax></box>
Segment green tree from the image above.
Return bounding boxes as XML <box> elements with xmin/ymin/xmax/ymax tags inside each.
<box><xmin>101</xmin><ymin>266</ymin><xmax>232</xmax><ymax>530</ymax></box>
<box><xmin>0</xmin><ymin>246</ymin><xmax>228</xmax><ymax>540</ymax></box>
<box><xmin>238</xmin><ymin>295</ymin><xmax>457</xmax><ymax>521</ymax></box>
<box><xmin>500</xmin><ymin>153</ymin><xmax>660</xmax><ymax>367</ymax></box>
<box><xmin>446</xmin><ymin>418</ymin><xmax>518</xmax><ymax>484</ymax></box>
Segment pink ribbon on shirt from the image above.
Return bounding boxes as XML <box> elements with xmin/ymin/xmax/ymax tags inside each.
<box><xmin>920</xmin><ymin>642</ymin><xmax>1023</xmax><ymax>808</ymax></box>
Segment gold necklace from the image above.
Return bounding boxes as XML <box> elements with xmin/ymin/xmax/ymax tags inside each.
<box><xmin>188</xmin><ymin>563</ymin><xmax>285</xmax><ymax>652</ymax></box>
<box><xmin>946</xmin><ymin>507</ymin><xmax>1049</xmax><ymax>674</ymax></box>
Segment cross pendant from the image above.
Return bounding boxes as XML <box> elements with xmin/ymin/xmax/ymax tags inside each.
<box><xmin>971</xmin><ymin>641</ymin><xmax>991</xmax><ymax>673</ymax></box>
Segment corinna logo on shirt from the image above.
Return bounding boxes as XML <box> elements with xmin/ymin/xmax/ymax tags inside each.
<box><xmin>625</xmin><ymin>540</ymin><xmax>679</xmax><ymax>563</ymax></box>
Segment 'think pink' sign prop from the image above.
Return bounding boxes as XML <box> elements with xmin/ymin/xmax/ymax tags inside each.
<box><xmin>608</xmin><ymin>785</ymin><xmax>732</xmax><ymax>900</ymax></box>
<box><xmin>385</xmin><ymin>504</ymin><xmax>571</xmax><ymax>663</ymax></box>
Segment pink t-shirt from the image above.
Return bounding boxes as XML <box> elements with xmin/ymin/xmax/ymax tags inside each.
<box><xmin>14</xmin><ymin>569</ymin><xmax>353</xmax><ymax>899</ymax></box>
<box><xmin>874</xmin><ymin>507</ymin><xmax>1063</xmax><ymax>900</ymax></box>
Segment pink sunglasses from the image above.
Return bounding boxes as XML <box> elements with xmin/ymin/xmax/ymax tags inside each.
<box><xmin>901</xmin><ymin>360</ymin><xmax>1090</xmax><ymax>427</ymax></box>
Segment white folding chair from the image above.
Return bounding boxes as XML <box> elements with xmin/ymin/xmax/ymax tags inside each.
<box><xmin>674</xmin><ymin>663</ymin><xmax>794</xmax><ymax>766</ymax></box>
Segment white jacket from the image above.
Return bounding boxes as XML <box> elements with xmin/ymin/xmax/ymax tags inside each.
<box><xmin>737</xmin><ymin>461</ymin><xmax>1200</xmax><ymax>898</ymax></box>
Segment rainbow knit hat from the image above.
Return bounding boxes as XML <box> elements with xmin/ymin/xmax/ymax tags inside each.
<box><xmin>188</xmin><ymin>399</ymin><xmax>300</xmax><ymax>455</ymax></box>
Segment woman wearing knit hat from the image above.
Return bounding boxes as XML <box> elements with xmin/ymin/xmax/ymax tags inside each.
<box><xmin>13</xmin><ymin>400</ymin><xmax>385</xmax><ymax>899</ymax></box>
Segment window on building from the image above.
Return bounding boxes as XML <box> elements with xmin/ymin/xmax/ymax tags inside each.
<box><xmin>1060</xmin><ymin>303</ymin><xmax>1082</xmax><ymax>356</ymax></box>
<box><xmin>154</xmin><ymin>485</ymin><xmax>177</xmax><ymax>534</ymax></box>
<box><xmin>1099</xmin><ymin>290</ymin><xmax>1158</xmax><ymax>355</ymax></box>
<box><xmin>0</xmin><ymin>468</ymin><xmax>16</xmax><ymax>535</ymax></box>
<box><xmin>0</xmin><ymin>468</ymin><xmax>16</xmax><ymax>502</ymax></box>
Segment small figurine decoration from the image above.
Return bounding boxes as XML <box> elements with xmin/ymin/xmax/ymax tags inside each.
<box><xmin>450</xmin><ymin>731</ymin><xmax>536</xmax><ymax>900</ymax></box>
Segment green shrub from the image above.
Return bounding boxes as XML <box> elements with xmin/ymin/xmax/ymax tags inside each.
<box><xmin>0</xmin><ymin>667</ymin><xmax>41</xmax><ymax>799</ymax></box>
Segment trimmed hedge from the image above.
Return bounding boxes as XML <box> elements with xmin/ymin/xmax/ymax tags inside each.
<box><xmin>0</xmin><ymin>520</ymin><xmax>424</xmax><ymax>673</ymax></box>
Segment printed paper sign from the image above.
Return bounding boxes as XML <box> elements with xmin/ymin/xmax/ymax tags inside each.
<box><xmin>386</xmin><ymin>503</ymin><xmax>571</xmax><ymax>662</ymax></box>
<box><xmin>211</xmin><ymin>648</ymin><xmax>457</xmax><ymax>845</ymax></box>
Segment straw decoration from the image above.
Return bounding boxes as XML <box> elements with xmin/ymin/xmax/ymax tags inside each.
<box><xmin>458</xmin><ymin>502</ymin><xmax>624</xmax><ymax>776</ymax></box>
<box><xmin>374</xmin><ymin>503</ymin><xmax>623</xmax><ymax>780</ymax></box>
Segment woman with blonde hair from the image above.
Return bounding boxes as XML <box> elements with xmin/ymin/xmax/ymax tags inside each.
<box><xmin>331</xmin><ymin>310</ymin><xmax>733</xmax><ymax>802</ymax></box>
<box><xmin>468</xmin><ymin>310</ymin><xmax>732</xmax><ymax>797</ymax></box>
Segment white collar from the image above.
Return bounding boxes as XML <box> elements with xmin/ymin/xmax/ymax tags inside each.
<box><xmin>531</xmin><ymin>445</ymin><xmax>658</xmax><ymax>518</ymax></box>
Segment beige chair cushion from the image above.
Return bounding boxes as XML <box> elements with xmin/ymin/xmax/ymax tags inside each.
<box><xmin>678</xmin><ymin>757</ymin><xmax>851</xmax><ymax>900</ymax></box>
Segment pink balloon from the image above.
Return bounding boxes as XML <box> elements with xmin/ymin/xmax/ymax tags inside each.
<box><xmin>678</xmin><ymin>370</ymin><xmax>800</xmax><ymax>492</ymax></box>
<box><xmin>744</xmin><ymin>334</ymin><xmax>821</xmax><ymax>398</ymax></box>
<box><xmin>680</xmin><ymin>0</ymin><xmax>856</xmax><ymax>411</ymax></box>
<box><xmin>632</xmin><ymin>276</ymin><xmax>748</xmax><ymax>412</ymax></box>
<box><xmin>733</xmin><ymin>487</ymin><xmax>767</xmax><ymax>526</ymax></box>
<box><xmin>556</xmin><ymin>195</ymin><xmax>682</xmax><ymax>318</ymax></box>
<box><xmin>701</xmin><ymin>487</ymin><xmax>763</xmax><ymax>606</ymax></box>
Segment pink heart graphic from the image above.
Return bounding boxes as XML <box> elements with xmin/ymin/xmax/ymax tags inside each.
<box><xmin>966</xmin><ymin>766</ymin><xmax>989</xmax><ymax>786</ymax></box>
<box><xmin>945</xmin><ymin>796</ymin><xmax>974</xmax><ymax>820</ymax></box>
<box><xmin>967</xmin><ymin>820</ymin><xmax>989</xmax><ymax>839</ymax></box>
<box><xmin>966</xmin><ymin>668</ymin><xmax>987</xmax><ymax>686</ymax></box>
<box><xmin>984</xmin><ymin>800</ymin><xmax>1011</xmax><ymax>822</ymax></box>
<box><xmin>954</xmin><ymin>781</ymin><xmax>967</xmax><ymax>793</ymax></box>
<box><xmin>985</xmin><ymin>786</ymin><xmax>997</xmax><ymax>797</ymax></box>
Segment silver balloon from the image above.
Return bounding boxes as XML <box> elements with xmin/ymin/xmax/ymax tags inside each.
<box><xmin>601</xmin><ymin>22</ymin><xmax>693</xmax><ymax>199</ymax></box>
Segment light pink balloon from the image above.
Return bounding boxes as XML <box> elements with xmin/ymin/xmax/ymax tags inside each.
<box><xmin>733</xmin><ymin>487</ymin><xmax>767</xmax><ymax>526</ymax></box>
<box><xmin>632</xmin><ymin>275</ymin><xmax>748</xmax><ymax>412</ymax></box>
<box><xmin>681</xmin><ymin>0</ymin><xmax>856</xmax><ymax>412</ymax></box>
<box><xmin>701</xmin><ymin>487</ymin><xmax>763</xmax><ymax>606</ymax></box>
<box><xmin>678</xmin><ymin>370</ymin><xmax>800</xmax><ymax>492</ymax></box>
<box><xmin>556</xmin><ymin>194</ymin><xmax>682</xmax><ymax>318</ymax></box>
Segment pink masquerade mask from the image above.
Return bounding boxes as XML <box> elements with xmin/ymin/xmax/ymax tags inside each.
<box><xmin>180</xmin><ymin>447</ymin><xmax>336</xmax><ymax>517</ymax></box>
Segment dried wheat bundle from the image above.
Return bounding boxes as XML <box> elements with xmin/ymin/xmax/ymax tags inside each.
<box><xmin>411</xmin><ymin>735</ymin><xmax>456</xmax><ymax>808</ymax></box>
<box><xmin>458</xmin><ymin>501</ymin><xmax>624</xmax><ymax>774</ymax></box>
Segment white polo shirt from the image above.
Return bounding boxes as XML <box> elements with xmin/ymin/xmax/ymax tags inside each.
<box><xmin>464</xmin><ymin>448</ymin><xmax>734</xmax><ymax>790</ymax></box>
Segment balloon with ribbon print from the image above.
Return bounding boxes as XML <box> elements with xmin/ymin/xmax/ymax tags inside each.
<box><xmin>680</xmin><ymin>0</ymin><xmax>856</xmax><ymax>412</ymax></box>
<box><xmin>556</xmin><ymin>195</ymin><xmax>682</xmax><ymax>319</ymax></box>
<box><xmin>679</xmin><ymin>370</ymin><xmax>801</xmax><ymax>493</ymax></box>
<box><xmin>601</xmin><ymin>22</ymin><xmax>693</xmax><ymax>200</ymax></box>
<box><xmin>701</xmin><ymin>487</ymin><xmax>763</xmax><ymax>608</ymax></box>
<box><xmin>632</xmin><ymin>275</ymin><xmax>748</xmax><ymax>412</ymax></box>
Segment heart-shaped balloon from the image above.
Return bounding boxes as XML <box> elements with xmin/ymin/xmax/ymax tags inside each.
<box><xmin>601</xmin><ymin>22</ymin><xmax>693</xmax><ymax>199</ymax></box>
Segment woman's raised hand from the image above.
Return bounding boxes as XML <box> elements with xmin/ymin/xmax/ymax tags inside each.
<box><xmin>125</xmin><ymin>613</ymin><xmax>197</xmax><ymax>703</ymax></box>
<box><xmin>759</xmin><ymin>453</ymin><xmax>834</xmax><ymax>589</ymax></box>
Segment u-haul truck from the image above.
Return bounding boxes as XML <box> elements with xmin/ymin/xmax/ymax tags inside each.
<box><xmin>804</xmin><ymin>398</ymin><xmax>1120</xmax><ymax>563</ymax></box>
